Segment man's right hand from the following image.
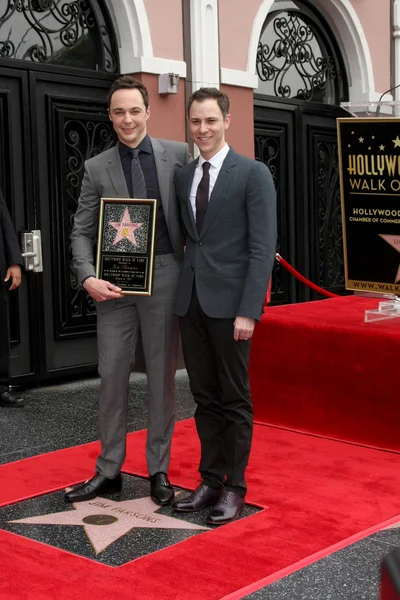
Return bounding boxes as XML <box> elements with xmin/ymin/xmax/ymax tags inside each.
<box><xmin>83</xmin><ymin>277</ymin><xmax>124</xmax><ymax>302</ymax></box>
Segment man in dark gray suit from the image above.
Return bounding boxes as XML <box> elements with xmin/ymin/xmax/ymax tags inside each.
<box><xmin>66</xmin><ymin>76</ymin><xmax>190</xmax><ymax>505</ymax></box>
<box><xmin>0</xmin><ymin>188</ymin><xmax>24</xmax><ymax>408</ymax></box>
<box><xmin>172</xmin><ymin>88</ymin><xmax>277</xmax><ymax>525</ymax></box>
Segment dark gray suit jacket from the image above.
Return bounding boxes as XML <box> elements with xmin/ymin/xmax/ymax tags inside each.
<box><xmin>71</xmin><ymin>138</ymin><xmax>190</xmax><ymax>283</ymax></box>
<box><xmin>0</xmin><ymin>189</ymin><xmax>23</xmax><ymax>284</ymax></box>
<box><xmin>175</xmin><ymin>149</ymin><xmax>277</xmax><ymax>321</ymax></box>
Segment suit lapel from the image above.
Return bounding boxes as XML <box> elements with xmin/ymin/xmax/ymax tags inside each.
<box><xmin>200</xmin><ymin>149</ymin><xmax>236</xmax><ymax>238</ymax></box>
<box><xmin>150</xmin><ymin>137</ymin><xmax>170</xmax><ymax>219</ymax></box>
<box><xmin>106</xmin><ymin>146</ymin><xmax>129</xmax><ymax>197</ymax></box>
<box><xmin>183</xmin><ymin>159</ymin><xmax>199</xmax><ymax>239</ymax></box>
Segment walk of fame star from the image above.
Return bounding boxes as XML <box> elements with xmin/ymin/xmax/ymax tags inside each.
<box><xmin>110</xmin><ymin>207</ymin><xmax>143</xmax><ymax>246</ymax></box>
<box><xmin>379</xmin><ymin>234</ymin><xmax>400</xmax><ymax>282</ymax></box>
<box><xmin>10</xmin><ymin>492</ymin><xmax>209</xmax><ymax>555</ymax></box>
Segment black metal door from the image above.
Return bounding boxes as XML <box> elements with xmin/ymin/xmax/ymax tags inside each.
<box><xmin>254</xmin><ymin>97</ymin><xmax>347</xmax><ymax>305</ymax></box>
<box><xmin>30</xmin><ymin>71</ymin><xmax>115</xmax><ymax>381</ymax></box>
<box><xmin>0</xmin><ymin>67</ymin><xmax>115</xmax><ymax>385</ymax></box>
<box><xmin>0</xmin><ymin>67</ymin><xmax>37</xmax><ymax>383</ymax></box>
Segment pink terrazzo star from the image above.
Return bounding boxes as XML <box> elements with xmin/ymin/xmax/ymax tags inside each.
<box><xmin>110</xmin><ymin>207</ymin><xmax>143</xmax><ymax>246</ymax></box>
<box><xmin>10</xmin><ymin>492</ymin><xmax>208</xmax><ymax>555</ymax></box>
<box><xmin>379</xmin><ymin>234</ymin><xmax>400</xmax><ymax>282</ymax></box>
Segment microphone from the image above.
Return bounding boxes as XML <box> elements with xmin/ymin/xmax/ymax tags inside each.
<box><xmin>375</xmin><ymin>83</ymin><xmax>400</xmax><ymax>116</ymax></box>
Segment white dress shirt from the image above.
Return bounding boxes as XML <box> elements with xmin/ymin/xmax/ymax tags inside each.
<box><xmin>189</xmin><ymin>144</ymin><xmax>230</xmax><ymax>220</ymax></box>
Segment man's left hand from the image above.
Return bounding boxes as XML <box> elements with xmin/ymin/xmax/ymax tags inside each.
<box><xmin>4</xmin><ymin>265</ymin><xmax>22</xmax><ymax>291</ymax></box>
<box><xmin>233</xmin><ymin>316</ymin><xmax>255</xmax><ymax>341</ymax></box>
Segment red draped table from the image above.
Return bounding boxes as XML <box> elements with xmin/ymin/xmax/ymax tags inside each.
<box><xmin>249</xmin><ymin>295</ymin><xmax>400</xmax><ymax>451</ymax></box>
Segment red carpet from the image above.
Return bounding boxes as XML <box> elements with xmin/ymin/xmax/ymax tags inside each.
<box><xmin>251</xmin><ymin>295</ymin><xmax>400</xmax><ymax>450</ymax></box>
<box><xmin>1</xmin><ymin>419</ymin><xmax>400</xmax><ymax>599</ymax></box>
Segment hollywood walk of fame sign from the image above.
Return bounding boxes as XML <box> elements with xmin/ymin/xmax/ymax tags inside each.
<box><xmin>10</xmin><ymin>492</ymin><xmax>209</xmax><ymax>556</ymax></box>
<box><xmin>337</xmin><ymin>118</ymin><xmax>400</xmax><ymax>294</ymax></box>
<box><xmin>96</xmin><ymin>198</ymin><xmax>157</xmax><ymax>295</ymax></box>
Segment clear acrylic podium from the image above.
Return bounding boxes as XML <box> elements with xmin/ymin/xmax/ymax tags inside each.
<box><xmin>340</xmin><ymin>101</ymin><xmax>400</xmax><ymax>322</ymax></box>
<box><xmin>341</xmin><ymin>100</ymin><xmax>400</xmax><ymax>118</ymax></box>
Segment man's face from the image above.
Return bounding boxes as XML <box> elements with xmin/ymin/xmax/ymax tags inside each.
<box><xmin>108</xmin><ymin>88</ymin><xmax>150</xmax><ymax>147</ymax></box>
<box><xmin>188</xmin><ymin>99</ymin><xmax>231</xmax><ymax>160</ymax></box>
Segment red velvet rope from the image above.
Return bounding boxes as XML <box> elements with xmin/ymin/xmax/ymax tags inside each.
<box><xmin>276</xmin><ymin>254</ymin><xmax>340</xmax><ymax>298</ymax></box>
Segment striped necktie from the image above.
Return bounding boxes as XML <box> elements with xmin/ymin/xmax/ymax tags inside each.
<box><xmin>130</xmin><ymin>148</ymin><xmax>147</xmax><ymax>199</ymax></box>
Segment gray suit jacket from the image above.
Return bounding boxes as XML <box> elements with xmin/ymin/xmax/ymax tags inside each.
<box><xmin>175</xmin><ymin>149</ymin><xmax>277</xmax><ymax>321</ymax></box>
<box><xmin>71</xmin><ymin>138</ymin><xmax>190</xmax><ymax>283</ymax></box>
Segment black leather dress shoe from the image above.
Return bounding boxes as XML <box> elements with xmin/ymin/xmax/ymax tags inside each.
<box><xmin>206</xmin><ymin>491</ymin><xmax>244</xmax><ymax>525</ymax></box>
<box><xmin>150</xmin><ymin>472</ymin><xmax>174</xmax><ymax>505</ymax></box>
<box><xmin>0</xmin><ymin>390</ymin><xmax>24</xmax><ymax>407</ymax></box>
<box><xmin>64</xmin><ymin>473</ymin><xmax>122</xmax><ymax>503</ymax></box>
<box><xmin>172</xmin><ymin>483</ymin><xmax>222</xmax><ymax>512</ymax></box>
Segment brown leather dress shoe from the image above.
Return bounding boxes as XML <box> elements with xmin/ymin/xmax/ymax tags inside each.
<box><xmin>0</xmin><ymin>390</ymin><xmax>24</xmax><ymax>407</ymax></box>
<box><xmin>172</xmin><ymin>483</ymin><xmax>222</xmax><ymax>512</ymax></box>
<box><xmin>206</xmin><ymin>490</ymin><xmax>244</xmax><ymax>525</ymax></box>
<box><xmin>64</xmin><ymin>473</ymin><xmax>122</xmax><ymax>502</ymax></box>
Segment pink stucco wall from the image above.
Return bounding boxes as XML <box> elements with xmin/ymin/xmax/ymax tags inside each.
<box><xmin>143</xmin><ymin>0</ymin><xmax>184</xmax><ymax>61</ymax></box>
<box><xmin>350</xmin><ymin>0</ymin><xmax>391</xmax><ymax>93</ymax></box>
<box><xmin>219</xmin><ymin>0</ymin><xmax>261</xmax><ymax>72</ymax></box>
<box><xmin>221</xmin><ymin>85</ymin><xmax>255</xmax><ymax>158</ymax></box>
<box><xmin>132</xmin><ymin>73</ymin><xmax>187</xmax><ymax>142</ymax></box>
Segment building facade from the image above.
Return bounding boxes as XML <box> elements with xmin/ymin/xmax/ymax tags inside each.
<box><xmin>0</xmin><ymin>0</ymin><xmax>393</xmax><ymax>384</ymax></box>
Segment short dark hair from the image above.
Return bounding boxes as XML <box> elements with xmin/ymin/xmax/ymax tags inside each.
<box><xmin>187</xmin><ymin>88</ymin><xmax>230</xmax><ymax>119</ymax></box>
<box><xmin>107</xmin><ymin>75</ymin><xmax>149</xmax><ymax>109</ymax></box>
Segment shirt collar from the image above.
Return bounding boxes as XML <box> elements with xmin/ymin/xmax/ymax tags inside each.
<box><xmin>118</xmin><ymin>135</ymin><xmax>152</xmax><ymax>158</ymax></box>
<box><xmin>198</xmin><ymin>144</ymin><xmax>230</xmax><ymax>169</ymax></box>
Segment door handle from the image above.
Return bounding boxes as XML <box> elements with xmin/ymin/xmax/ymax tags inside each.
<box><xmin>21</xmin><ymin>230</ymin><xmax>43</xmax><ymax>272</ymax></box>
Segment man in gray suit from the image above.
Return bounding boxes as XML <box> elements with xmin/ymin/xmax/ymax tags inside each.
<box><xmin>66</xmin><ymin>76</ymin><xmax>190</xmax><ymax>505</ymax></box>
<box><xmin>172</xmin><ymin>88</ymin><xmax>277</xmax><ymax>525</ymax></box>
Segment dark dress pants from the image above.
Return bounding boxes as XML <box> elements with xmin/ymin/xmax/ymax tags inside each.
<box><xmin>0</xmin><ymin>285</ymin><xmax>10</xmax><ymax>394</ymax></box>
<box><xmin>179</xmin><ymin>286</ymin><xmax>253</xmax><ymax>497</ymax></box>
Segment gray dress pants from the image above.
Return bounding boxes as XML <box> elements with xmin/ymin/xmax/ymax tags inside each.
<box><xmin>95</xmin><ymin>254</ymin><xmax>181</xmax><ymax>478</ymax></box>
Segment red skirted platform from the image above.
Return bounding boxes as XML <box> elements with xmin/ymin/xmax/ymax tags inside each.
<box><xmin>2</xmin><ymin>420</ymin><xmax>400</xmax><ymax>600</ymax></box>
<box><xmin>250</xmin><ymin>295</ymin><xmax>400</xmax><ymax>451</ymax></box>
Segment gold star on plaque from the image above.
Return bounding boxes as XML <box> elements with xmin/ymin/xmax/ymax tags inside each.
<box><xmin>380</xmin><ymin>145</ymin><xmax>385</xmax><ymax>151</ymax></box>
<box><xmin>368</xmin><ymin>147</ymin><xmax>372</xmax><ymax>150</ymax></box>
<box><xmin>358</xmin><ymin>137</ymin><xmax>364</xmax><ymax>143</ymax></box>
<box><xmin>372</xmin><ymin>136</ymin><xmax>375</xmax><ymax>139</ymax></box>
<box><xmin>393</xmin><ymin>136</ymin><xmax>400</xmax><ymax>148</ymax></box>
<box><xmin>348</xmin><ymin>144</ymin><xmax>351</xmax><ymax>148</ymax></box>
<box><xmin>351</xmin><ymin>131</ymin><xmax>355</xmax><ymax>135</ymax></box>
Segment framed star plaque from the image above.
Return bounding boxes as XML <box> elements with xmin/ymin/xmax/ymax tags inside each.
<box><xmin>96</xmin><ymin>198</ymin><xmax>157</xmax><ymax>295</ymax></box>
<box><xmin>338</xmin><ymin>117</ymin><xmax>400</xmax><ymax>294</ymax></box>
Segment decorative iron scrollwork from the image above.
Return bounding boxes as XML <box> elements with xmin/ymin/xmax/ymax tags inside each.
<box><xmin>316</xmin><ymin>140</ymin><xmax>344</xmax><ymax>289</ymax></box>
<box><xmin>257</xmin><ymin>11</ymin><xmax>341</xmax><ymax>103</ymax></box>
<box><xmin>0</xmin><ymin>0</ymin><xmax>117</xmax><ymax>72</ymax></box>
<box><xmin>64</xmin><ymin>117</ymin><xmax>114</xmax><ymax>321</ymax></box>
<box><xmin>254</xmin><ymin>132</ymin><xmax>285</xmax><ymax>299</ymax></box>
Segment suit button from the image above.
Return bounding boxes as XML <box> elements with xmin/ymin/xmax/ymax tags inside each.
<box><xmin>198</xmin><ymin>242</ymin><xmax>203</xmax><ymax>246</ymax></box>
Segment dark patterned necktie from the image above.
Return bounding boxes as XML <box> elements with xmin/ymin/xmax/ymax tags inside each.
<box><xmin>195</xmin><ymin>161</ymin><xmax>211</xmax><ymax>233</ymax></box>
<box><xmin>130</xmin><ymin>148</ymin><xmax>147</xmax><ymax>199</ymax></box>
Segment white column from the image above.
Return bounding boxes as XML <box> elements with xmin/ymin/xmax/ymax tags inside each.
<box><xmin>394</xmin><ymin>0</ymin><xmax>400</xmax><ymax>101</ymax></box>
<box><xmin>190</xmin><ymin>0</ymin><xmax>220</xmax><ymax>90</ymax></box>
